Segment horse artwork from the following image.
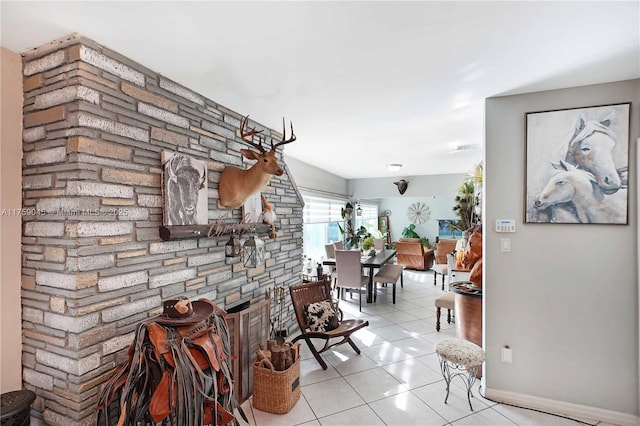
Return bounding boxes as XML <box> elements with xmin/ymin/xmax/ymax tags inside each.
<box><xmin>533</xmin><ymin>161</ymin><xmax>627</xmax><ymax>224</ymax></box>
<box><xmin>565</xmin><ymin>114</ymin><xmax>623</xmax><ymax>193</ymax></box>
<box><xmin>462</xmin><ymin>227</ymin><xmax>482</xmax><ymax>288</ymax></box>
<box><xmin>525</xmin><ymin>103</ymin><xmax>630</xmax><ymax>224</ymax></box>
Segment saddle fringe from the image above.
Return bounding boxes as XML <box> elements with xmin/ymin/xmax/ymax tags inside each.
<box><xmin>96</xmin><ymin>298</ymin><xmax>245</xmax><ymax>426</ymax></box>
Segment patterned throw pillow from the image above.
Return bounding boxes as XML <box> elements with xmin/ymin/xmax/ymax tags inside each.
<box><xmin>304</xmin><ymin>300</ymin><xmax>339</xmax><ymax>332</ymax></box>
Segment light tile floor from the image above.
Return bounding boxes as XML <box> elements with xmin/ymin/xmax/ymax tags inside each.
<box><xmin>239</xmin><ymin>270</ymin><xmax>606</xmax><ymax>426</ymax></box>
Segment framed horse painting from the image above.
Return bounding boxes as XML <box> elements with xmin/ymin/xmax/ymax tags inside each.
<box><xmin>525</xmin><ymin>102</ymin><xmax>630</xmax><ymax>224</ymax></box>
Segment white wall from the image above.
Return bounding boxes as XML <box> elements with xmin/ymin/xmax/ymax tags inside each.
<box><xmin>376</xmin><ymin>196</ymin><xmax>458</xmax><ymax>243</ymax></box>
<box><xmin>285</xmin><ymin>157</ymin><xmax>469</xmax><ymax>245</ymax></box>
<box><xmin>352</xmin><ymin>173</ymin><xmax>468</xmax><ymax>243</ymax></box>
<box><xmin>349</xmin><ymin>173</ymin><xmax>466</xmax><ymax>199</ymax></box>
<box><xmin>485</xmin><ymin>79</ymin><xmax>639</xmax><ymax>419</ymax></box>
<box><xmin>1</xmin><ymin>47</ymin><xmax>24</xmax><ymax>392</ymax></box>
<box><xmin>285</xmin><ymin>155</ymin><xmax>349</xmax><ymax>197</ymax></box>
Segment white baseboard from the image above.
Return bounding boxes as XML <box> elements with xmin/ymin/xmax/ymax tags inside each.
<box><xmin>484</xmin><ymin>387</ymin><xmax>639</xmax><ymax>426</ymax></box>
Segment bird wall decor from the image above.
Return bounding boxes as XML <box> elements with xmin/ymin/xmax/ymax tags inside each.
<box><xmin>394</xmin><ymin>179</ymin><xmax>409</xmax><ymax>195</ymax></box>
<box><xmin>261</xmin><ymin>193</ymin><xmax>277</xmax><ymax>239</ymax></box>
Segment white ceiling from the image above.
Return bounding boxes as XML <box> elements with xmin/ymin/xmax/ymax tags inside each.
<box><xmin>2</xmin><ymin>1</ymin><xmax>638</xmax><ymax>179</ymax></box>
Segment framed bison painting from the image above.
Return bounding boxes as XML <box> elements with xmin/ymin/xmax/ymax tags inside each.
<box><xmin>525</xmin><ymin>103</ymin><xmax>630</xmax><ymax>224</ymax></box>
<box><xmin>161</xmin><ymin>151</ymin><xmax>208</xmax><ymax>226</ymax></box>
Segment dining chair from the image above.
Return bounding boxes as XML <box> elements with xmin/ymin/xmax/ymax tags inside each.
<box><xmin>324</xmin><ymin>243</ymin><xmax>336</xmax><ymax>259</ymax></box>
<box><xmin>431</xmin><ymin>239</ymin><xmax>457</xmax><ymax>290</ymax></box>
<box><xmin>324</xmin><ymin>243</ymin><xmax>339</xmax><ymax>286</ymax></box>
<box><xmin>334</xmin><ymin>250</ymin><xmax>369</xmax><ymax>312</ymax></box>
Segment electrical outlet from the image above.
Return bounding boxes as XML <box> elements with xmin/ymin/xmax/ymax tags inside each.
<box><xmin>501</xmin><ymin>346</ymin><xmax>513</xmax><ymax>363</ymax></box>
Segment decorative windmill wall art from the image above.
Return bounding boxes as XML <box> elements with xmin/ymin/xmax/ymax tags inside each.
<box><xmin>407</xmin><ymin>202</ymin><xmax>431</xmax><ymax>224</ymax></box>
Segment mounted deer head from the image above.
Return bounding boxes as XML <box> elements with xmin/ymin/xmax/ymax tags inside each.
<box><xmin>218</xmin><ymin>115</ymin><xmax>296</xmax><ymax>209</ymax></box>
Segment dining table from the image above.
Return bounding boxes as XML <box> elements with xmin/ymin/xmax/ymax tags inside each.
<box><xmin>323</xmin><ymin>248</ymin><xmax>397</xmax><ymax>303</ymax></box>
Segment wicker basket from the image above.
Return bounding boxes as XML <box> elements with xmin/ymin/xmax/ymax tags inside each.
<box><xmin>252</xmin><ymin>356</ymin><xmax>300</xmax><ymax>414</ymax></box>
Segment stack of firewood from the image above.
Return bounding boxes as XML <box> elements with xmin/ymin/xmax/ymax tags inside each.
<box><xmin>256</xmin><ymin>340</ymin><xmax>300</xmax><ymax>371</ymax></box>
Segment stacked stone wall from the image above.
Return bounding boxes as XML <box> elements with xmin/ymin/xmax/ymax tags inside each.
<box><xmin>20</xmin><ymin>34</ymin><xmax>303</xmax><ymax>425</ymax></box>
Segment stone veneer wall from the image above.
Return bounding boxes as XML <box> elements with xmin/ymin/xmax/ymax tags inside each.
<box><xmin>20</xmin><ymin>34</ymin><xmax>303</xmax><ymax>425</ymax></box>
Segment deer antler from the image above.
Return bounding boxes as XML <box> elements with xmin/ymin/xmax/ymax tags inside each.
<box><xmin>239</xmin><ymin>115</ymin><xmax>267</xmax><ymax>153</ymax></box>
<box><xmin>272</xmin><ymin>117</ymin><xmax>296</xmax><ymax>150</ymax></box>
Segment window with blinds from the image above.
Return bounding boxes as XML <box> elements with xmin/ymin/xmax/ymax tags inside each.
<box><xmin>355</xmin><ymin>202</ymin><xmax>378</xmax><ymax>221</ymax></box>
<box><xmin>301</xmin><ymin>194</ymin><xmax>348</xmax><ymax>262</ymax></box>
<box><xmin>356</xmin><ymin>202</ymin><xmax>378</xmax><ymax>231</ymax></box>
<box><xmin>302</xmin><ymin>195</ymin><xmax>345</xmax><ymax>224</ymax></box>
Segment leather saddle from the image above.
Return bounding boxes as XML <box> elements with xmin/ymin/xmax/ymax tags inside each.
<box><xmin>96</xmin><ymin>298</ymin><xmax>242</xmax><ymax>426</ymax></box>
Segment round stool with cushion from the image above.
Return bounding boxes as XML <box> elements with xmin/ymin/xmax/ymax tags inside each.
<box><xmin>435</xmin><ymin>338</ymin><xmax>485</xmax><ymax>411</ymax></box>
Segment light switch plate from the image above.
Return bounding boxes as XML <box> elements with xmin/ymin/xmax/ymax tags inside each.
<box><xmin>501</xmin><ymin>347</ymin><xmax>513</xmax><ymax>363</ymax></box>
<box><xmin>501</xmin><ymin>238</ymin><xmax>511</xmax><ymax>252</ymax></box>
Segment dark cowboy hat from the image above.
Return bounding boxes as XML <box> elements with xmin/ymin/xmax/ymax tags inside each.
<box><xmin>156</xmin><ymin>297</ymin><xmax>214</xmax><ymax>326</ymax></box>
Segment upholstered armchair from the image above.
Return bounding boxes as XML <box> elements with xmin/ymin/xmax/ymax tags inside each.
<box><xmin>395</xmin><ymin>238</ymin><xmax>434</xmax><ymax>271</ymax></box>
<box><xmin>431</xmin><ymin>239</ymin><xmax>457</xmax><ymax>290</ymax></box>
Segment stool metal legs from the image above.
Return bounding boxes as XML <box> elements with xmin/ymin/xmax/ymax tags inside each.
<box><xmin>438</xmin><ymin>357</ymin><xmax>479</xmax><ymax>410</ymax></box>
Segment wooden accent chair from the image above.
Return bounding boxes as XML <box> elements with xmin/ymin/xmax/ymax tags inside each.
<box><xmin>289</xmin><ymin>280</ymin><xmax>369</xmax><ymax>370</ymax></box>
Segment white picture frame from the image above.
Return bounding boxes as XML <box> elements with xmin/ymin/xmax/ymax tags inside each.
<box><xmin>242</xmin><ymin>192</ymin><xmax>262</xmax><ymax>224</ymax></box>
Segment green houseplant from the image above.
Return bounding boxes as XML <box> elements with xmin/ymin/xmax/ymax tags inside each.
<box><xmin>450</xmin><ymin>162</ymin><xmax>482</xmax><ymax>234</ymax></box>
<box><xmin>451</xmin><ymin>180</ymin><xmax>476</xmax><ymax>232</ymax></box>
<box><xmin>401</xmin><ymin>224</ymin><xmax>431</xmax><ymax>249</ymax></box>
<box><xmin>361</xmin><ymin>236</ymin><xmax>375</xmax><ymax>250</ymax></box>
<box><xmin>338</xmin><ymin>202</ymin><xmax>356</xmax><ymax>248</ymax></box>
<box><xmin>348</xmin><ymin>226</ymin><xmax>370</xmax><ymax>249</ymax></box>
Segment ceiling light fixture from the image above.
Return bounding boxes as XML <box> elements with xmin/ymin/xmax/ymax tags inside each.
<box><xmin>387</xmin><ymin>163</ymin><xmax>402</xmax><ymax>172</ymax></box>
<box><xmin>448</xmin><ymin>143</ymin><xmax>481</xmax><ymax>154</ymax></box>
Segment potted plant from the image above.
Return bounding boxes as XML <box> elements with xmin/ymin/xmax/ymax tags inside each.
<box><xmin>346</xmin><ymin>226</ymin><xmax>370</xmax><ymax>249</ymax></box>
<box><xmin>338</xmin><ymin>202</ymin><xmax>356</xmax><ymax>248</ymax></box>
<box><xmin>450</xmin><ymin>163</ymin><xmax>482</xmax><ymax>235</ymax></box>
<box><xmin>361</xmin><ymin>236</ymin><xmax>374</xmax><ymax>250</ymax></box>
<box><xmin>401</xmin><ymin>224</ymin><xmax>431</xmax><ymax>249</ymax></box>
<box><xmin>451</xmin><ymin>180</ymin><xmax>476</xmax><ymax>232</ymax></box>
